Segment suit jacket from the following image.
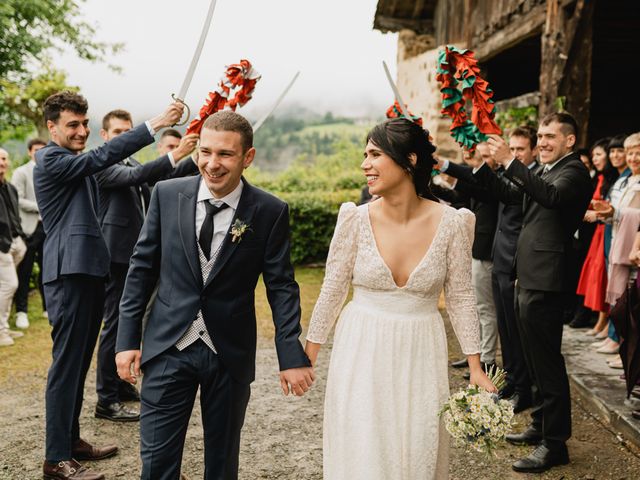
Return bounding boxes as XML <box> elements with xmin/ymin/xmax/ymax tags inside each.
<box><xmin>0</xmin><ymin>182</ymin><xmax>24</xmax><ymax>253</ymax></box>
<box><xmin>472</xmin><ymin>163</ymin><xmax>539</xmax><ymax>275</ymax></box>
<box><xmin>444</xmin><ymin>161</ymin><xmax>499</xmax><ymax>261</ymax></box>
<box><xmin>10</xmin><ymin>161</ymin><xmax>40</xmax><ymax>235</ymax></box>
<box><xmin>95</xmin><ymin>155</ymin><xmax>199</xmax><ymax>264</ymax></box>
<box><xmin>116</xmin><ymin>176</ymin><xmax>310</xmax><ymax>384</ymax></box>
<box><xmin>34</xmin><ymin>124</ymin><xmax>155</xmax><ymax>283</ymax></box>
<box><xmin>503</xmin><ymin>153</ymin><xmax>593</xmax><ymax>292</ymax></box>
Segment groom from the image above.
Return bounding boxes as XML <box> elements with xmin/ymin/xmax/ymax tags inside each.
<box><xmin>116</xmin><ymin>111</ymin><xmax>314</xmax><ymax>479</ymax></box>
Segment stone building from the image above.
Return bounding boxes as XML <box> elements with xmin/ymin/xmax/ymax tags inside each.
<box><xmin>374</xmin><ymin>0</ymin><xmax>640</xmax><ymax>156</ymax></box>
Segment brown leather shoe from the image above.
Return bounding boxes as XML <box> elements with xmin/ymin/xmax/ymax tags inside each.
<box><xmin>71</xmin><ymin>438</ymin><xmax>118</xmax><ymax>461</ymax></box>
<box><xmin>43</xmin><ymin>459</ymin><xmax>105</xmax><ymax>479</ymax></box>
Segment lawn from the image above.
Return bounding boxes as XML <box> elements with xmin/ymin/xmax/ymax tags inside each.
<box><xmin>0</xmin><ymin>267</ymin><xmax>329</xmax><ymax>384</ymax></box>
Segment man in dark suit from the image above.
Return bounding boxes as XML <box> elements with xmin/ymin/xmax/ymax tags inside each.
<box><xmin>436</xmin><ymin>144</ymin><xmax>500</xmax><ymax>376</ymax></box>
<box><xmin>472</xmin><ymin>126</ymin><xmax>538</xmax><ymax>413</ymax></box>
<box><xmin>116</xmin><ymin>111</ymin><xmax>314</xmax><ymax>480</ymax></box>
<box><xmin>93</xmin><ymin>109</ymin><xmax>199</xmax><ymax>422</ymax></box>
<box><xmin>34</xmin><ymin>90</ymin><xmax>182</xmax><ymax>480</ymax></box>
<box><xmin>487</xmin><ymin>113</ymin><xmax>593</xmax><ymax>473</ymax></box>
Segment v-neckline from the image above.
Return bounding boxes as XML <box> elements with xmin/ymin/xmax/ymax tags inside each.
<box><xmin>364</xmin><ymin>203</ymin><xmax>447</xmax><ymax>289</ymax></box>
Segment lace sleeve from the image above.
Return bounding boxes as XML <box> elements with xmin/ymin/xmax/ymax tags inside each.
<box><xmin>306</xmin><ymin>202</ymin><xmax>359</xmax><ymax>344</ymax></box>
<box><xmin>443</xmin><ymin>208</ymin><xmax>481</xmax><ymax>355</ymax></box>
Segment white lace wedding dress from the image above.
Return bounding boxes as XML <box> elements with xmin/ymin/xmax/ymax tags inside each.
<box><xmin>307</xmin><ymin>202</ymin><xmax>481</xmax><ymax>479</ymax></box>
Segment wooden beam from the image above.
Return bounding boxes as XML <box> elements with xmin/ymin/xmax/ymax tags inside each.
<box><xmin>374</xmin><ymin>15</ymin><xmax>435</xmax><ymax>34</ymax></box>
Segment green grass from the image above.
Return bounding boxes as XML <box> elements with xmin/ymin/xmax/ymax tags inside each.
<box><xmin>0</xmin><ymin>267</ymin><xmax>330</xmax><ymax>385</ymax></box>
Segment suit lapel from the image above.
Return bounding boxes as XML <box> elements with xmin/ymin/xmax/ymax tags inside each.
<box><xmin>178</xmin><ymin>178</ymin><xmax>202</xmax><ymax>287</ymax></box>
<box><xmin>204</xmin><ymin>179</ymin><xmax>257</xmax><ymax>289</ymax></box>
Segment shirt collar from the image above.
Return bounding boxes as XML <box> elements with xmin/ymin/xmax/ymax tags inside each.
<box><xmin>197</xmin><ymin>178</ymin><xmax>243</xmax><ymax>210</ymax></box>
<box><xmin>544</xmin><ymin>152</ymin><xmax>573</xmax><ymax>172</ymax></box>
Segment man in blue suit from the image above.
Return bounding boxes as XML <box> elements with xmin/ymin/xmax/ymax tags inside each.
<box><xmin>116</xmin><ymin>111</ymin><xmax>314</xmax><ymax>480</ymax></box>
<box><xmin>94</xmin><ymin>109</ymin><xmax>199</xmax><ymax>422</ymax></box>
<box><xmin>34</xmin><ymin>90</ymin><xmax>183</xmax><ymax>480</ymax></box>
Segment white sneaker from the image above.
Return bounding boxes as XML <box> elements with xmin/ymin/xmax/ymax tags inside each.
<box><xmin>0</xmin><ymin>332</ymin><xmax>15</xmax><ymax>347</ymax></box>
<box><xmin>15</xmin><ymin>312</ymin><xmax>29</xmax><ymax>329</ymax></box>
<box><xmin>7</xmin><ymin>329</ymin><xmax>24</xmax><ymax>338</ymax></box>
<box><xmin>42</xmin><ymin>311</ymin><xmax>48</xmax><ymax>319</ymax></box>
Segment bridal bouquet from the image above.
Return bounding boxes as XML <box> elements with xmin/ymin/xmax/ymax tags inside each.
<box><xmin>439</xmin><ymin>366</ymin><xmax>514</xmax><ymax>455</ymax></box>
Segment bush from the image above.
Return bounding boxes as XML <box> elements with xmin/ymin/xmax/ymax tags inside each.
<box><xmin>277</xmin><ymin>189</ymin><xmax>360</xmax><ymax>265</ymax></box>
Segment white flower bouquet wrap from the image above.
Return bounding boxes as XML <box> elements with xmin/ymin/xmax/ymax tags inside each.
<box><xmin>439</xmin><ymin>366</ymin><xmax>514</xmax><ymax>455</ymax></box>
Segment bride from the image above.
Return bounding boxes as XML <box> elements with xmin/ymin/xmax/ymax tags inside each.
<box><xmin>305</xmin><ymin>118</ymin><xmax>497</xmax><ymax>479</ymax></box>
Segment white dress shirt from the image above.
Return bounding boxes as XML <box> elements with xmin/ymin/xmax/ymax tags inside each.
<box><xmin>195</xmin><ymin>179</ymin><xmax>244</xmax><ymax>255</ymax></box>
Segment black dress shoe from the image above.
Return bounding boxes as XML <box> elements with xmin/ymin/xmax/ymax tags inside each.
<box><xmin>512</xmin><ymin>444</ymin><xmax>569</xmax><ymax>473</ymax></box>
<box><xmin>95</xmin><ymin>402</ymin><xmax>139</xmax><ymax>422</ymax></box>
<box><xmin>451</xmin><ymin>358</ymin><xmax>468</xmax><ymax>368</ymax></box>
<box><xmin>118</xmin><ymin>381</ymin><xmax>140</xmax><ymax>402</ymax></box>
<box><xmin>505</xmin><ymin>427</ymin><xmax>543</xmax><ymax>446</ymax></box>
<box><xmin>511</xmin><ymin>393</ymin><xmax>533</xmax><ymax>414</ymax></box>
<box><xmin>632</xmin><ymin>409</ymin><xmax>640</xmax><ymax>420</ymax></box>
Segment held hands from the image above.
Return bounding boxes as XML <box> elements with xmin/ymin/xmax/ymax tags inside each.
<box><xmin>583</xmin><ymin>210</ymin><xmax>598</xmax><ymax>223</ymax></box>
<box><xmin>280</xmin><ymin>366</ymin><xmax>315</xmax><ymax>397</ymax></box>
<box><xmin>592</xmin><ymin>199</ymin><xmax>614</xmax><ymax>219</ymax></box>
<box><xmin>486</xmin><ymin>134</ymin><xmax>512</xmax><ymax>166</ymax></box>
<box><xmin>149</xmin><ymin>101</ymin><xmax>185</xmax><ymax>132</ymax></box>
<box><xmin>116</xmin><ymin>350</ymin><xmax>142</xmax><ymax>385</ymax></box>
<box><xmin>172</xmin><ymin>133</ymin><xmax>199</xmax><ymax>161</ymax></box>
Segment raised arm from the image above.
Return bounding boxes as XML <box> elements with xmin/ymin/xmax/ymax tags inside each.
<box><xmin>473</xmin><ymin>162</ymin><xmax>524</xmax><ymax>205</ymax></box>
<box><xmin>94</xmin><ymin>155</ymin><xmax>174</xmax><ymax>189</ymax></box>
<box><xmin>305</xmin><ymin>203</ymin><xmax>359</xmax><ymax>360</ymax></box>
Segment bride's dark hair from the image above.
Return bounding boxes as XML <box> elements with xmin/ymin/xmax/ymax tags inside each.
<box><xmin>366</xmin><ymin>118</ymin><xmax>438</xmax><ymax>201</ymax></box>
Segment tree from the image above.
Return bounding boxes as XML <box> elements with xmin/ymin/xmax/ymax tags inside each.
<box><xmin>0</xmin><ymin>0</ymin><xmax>122</xmax><ymax>81</ymax></box>
<box><xmin>0</xmin><ymin>67</ymin><xmax>79</xmax><ymax>142</ymax></box>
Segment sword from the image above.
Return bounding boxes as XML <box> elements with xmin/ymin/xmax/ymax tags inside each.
<box><xmin>172</xmin><ymin>0</ymin><xmax>219</xmax><ymax>125</ymax></box>
<box><xmin>382</xmin><ymin>60</ymin><xmax>409</xmax><ymax>119</ymax></box>
<box><xmin>252</xmin><ymin>71</ymin><xmax>300</xmax><ymax>133</ymax></box>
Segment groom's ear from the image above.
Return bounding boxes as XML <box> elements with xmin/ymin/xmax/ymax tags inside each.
<box><xmin>243</xmin><ymin>147</ymin><xmax>256</xmax><ymax>169</ymax></box>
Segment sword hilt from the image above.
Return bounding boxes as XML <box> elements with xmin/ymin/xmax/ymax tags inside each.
<box><xmin>171</xmin><ymin>94</ymin><xmax>191</xmax><ymax>127</ymax></box>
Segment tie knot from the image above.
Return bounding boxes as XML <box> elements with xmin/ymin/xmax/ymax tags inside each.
<box><xmin>204</xmin><ymin>201</ymin><xmax>229</xmax><ymax>216</ymax></box>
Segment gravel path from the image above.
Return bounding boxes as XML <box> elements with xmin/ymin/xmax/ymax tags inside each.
<box><xmin>2</xmin><ymin>314</ymin><xmax>640</xmax><ymax>479</ymax></box>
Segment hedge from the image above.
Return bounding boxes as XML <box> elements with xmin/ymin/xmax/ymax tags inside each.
<box><xmin>276</xmin><ymin>189</ymin><xmax>361</xmax><ymax>265</ymax></box>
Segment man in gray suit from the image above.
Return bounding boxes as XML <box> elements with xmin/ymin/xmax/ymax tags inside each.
<box><xmin>34</xmin><ymin>90</ymin><xmax>182</xmax><ymax>480</ymax></box>
<box><xmin>11</xmin><ymin>138</ymin><xmax>47</xmax><ymax>330</ymax></box>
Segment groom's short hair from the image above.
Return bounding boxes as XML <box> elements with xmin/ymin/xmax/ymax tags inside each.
<box><xmin>202</xmin><ymin>111</ymin><xmax>253</xmax><ymax>152</ymax></box>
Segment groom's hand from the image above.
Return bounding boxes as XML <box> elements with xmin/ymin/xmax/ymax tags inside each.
<box><xmin>116</xmin><ymin>350</ymin><xmax>142</xmax><ymax>385</ymax></box>
<box><xmin>280</xmin><ymin>367</ymin><xmax>315</xmax><ymax>396</ymax></box>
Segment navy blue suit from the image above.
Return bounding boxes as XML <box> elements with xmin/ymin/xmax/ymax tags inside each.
<box><xmin>116</xmin><ymin>176</ymin><xmax>310</xmax><ymax>479</ymax></box>
<box><xmin>94</xmin><ymin>155</ymin><xmax>198</xmax><ymax>404</ymax></box>
<box><xmin>34</xmin><ymin>124</ymin><xmax>154</xmax><ymax>462</ymax></box>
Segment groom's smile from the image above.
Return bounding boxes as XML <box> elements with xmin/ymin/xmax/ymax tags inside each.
<box><xmin>198</xmin><ymin>127</ymin><xmax>255</xmax><ymax>198</ymax></box>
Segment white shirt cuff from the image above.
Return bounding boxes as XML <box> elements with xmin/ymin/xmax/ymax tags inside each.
<box><xmin>145</xmin><ymin>120</ymin><xmax>156</xmax><ymax>137</ymax></box>
<box><xmin>167</xmin><ymin>152</ymin><xmax>177</xmax><ymax>167</ymax></box>
<box><xmin>472</xmin><ymin>163</ymin><xmax>484</xmax><ymax>174</ymax></box>
<box><xmin>505</xmin><ymin>158</ymin><xmax>516</xmax><ymax>170</ymax></box>
<box><xmin>440</xmin><ymin>159</ymin><xmax>450</xmax><ymax>172</ymax></box>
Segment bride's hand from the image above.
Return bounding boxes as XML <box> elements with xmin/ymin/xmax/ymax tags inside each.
<box><xmin>469</xmin><ymin>369</ymin><xmax>498</xmax><ymax>393</ymax></box>
<box><xmin>304</xmin><ymin>341</ymin><xmax>321</xmax><ymax>367</ymax></box>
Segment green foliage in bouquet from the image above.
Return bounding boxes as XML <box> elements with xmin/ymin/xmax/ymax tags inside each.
<box><xmin>439</xmin><ymin>367</ymin><xmax>514</xmax><ymax>455</ymax></box>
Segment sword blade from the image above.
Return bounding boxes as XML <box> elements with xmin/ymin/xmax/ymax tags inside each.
<box><xmin>252</xmin><ymin>71</ymin><xmax>300</xmax><ymax>133</ymax></box>
<box><xmin>382</xmin><ymin>60</ymin><xmax>409</xmax><ymax>118</ymax></box>
<box><xmin>177</xmin><ymin>0</ymin><xmax>218</xmax><ymax>100</ymax></box>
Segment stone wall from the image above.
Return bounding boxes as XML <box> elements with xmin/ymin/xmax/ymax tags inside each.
<box><xmin>396</xmin><ymin>30</ymin><xmax>463</xmax><ymax>161</ymax></box>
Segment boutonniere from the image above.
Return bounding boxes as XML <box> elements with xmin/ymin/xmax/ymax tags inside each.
<box><xmin>230</xmin><ymin>219</ymin><xmax>252</xmax><ymax>243</ymax></box>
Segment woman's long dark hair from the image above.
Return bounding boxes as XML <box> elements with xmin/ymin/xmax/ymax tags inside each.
<box><xmin>366</xmin><ymin>118</ymin><xmax>438</xmax><ymax>201</ymax></box>
<box><xmin>591</xmin><ymin>137</ymin><xmax>617</xmax><ymax>198</ymax></box>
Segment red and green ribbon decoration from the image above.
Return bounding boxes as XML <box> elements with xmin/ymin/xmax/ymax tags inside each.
<box><xmin>386</xmin><ymin>100</ymin><xmax>423</xmax><ymax>127</ymax></box>
<box><xmin>186</xmin><ymin>59</ymin><xmax>261</xmax><ymax>135</ymax></box>
<box><xmin>436</xmin><ymin>45</ymin><xmax>501</xmax><ymax>150</ymax></box>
